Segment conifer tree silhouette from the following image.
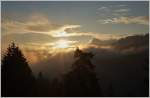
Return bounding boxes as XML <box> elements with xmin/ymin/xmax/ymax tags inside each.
<box><xmin>1</xmin><ymin>42</ymin><xmax>35</xmax><ymax>97</ymax></box>
<box><xmin>64</xmin><ymin>47</ymin><xmax>102</xmax><ymax>96</ymax></box>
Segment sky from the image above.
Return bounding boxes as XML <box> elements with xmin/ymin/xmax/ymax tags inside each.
<box><xmin>1</xmin><ymin>1</ymin><xmax>149</xmax><ymax>64</ymax></box>
<box><xmin>2</xmin><ymin>1</ymin><xmax>149</xmax><ymax>35</ymax></box>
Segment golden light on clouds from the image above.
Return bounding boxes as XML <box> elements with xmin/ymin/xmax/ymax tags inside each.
<box><xmin>2</xmin><ymin>13</ymin><xmax>81</xmax><ymax>37</ymax></box>
<box><xmin>54</xmin><ymin>39</ymin><xmax>70</xmax><ymax>49</ymax></box>
<box><xmin>2</xmin><ymin>13</ymin><xmax>143</xmax><ymax>65</ymax></box>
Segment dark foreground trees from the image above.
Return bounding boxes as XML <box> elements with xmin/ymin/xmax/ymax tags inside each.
<box><xmin>63</xmin><ymin>47</ymin><xmax>102</xmax><ymax>96</ymax></box>
<box><xmin>1</xmin><ymin>43</ymin><xmax>102</xmax><ymax>97</ymax></box>
<box><xmin>1</xmin><ymin>42</ymin><xmax>36</xmax><ymax>96</ymax></box>
<box><xmin>2</xmin><ymin>42</ymin><xmax>149</xmax><ymax>97</ymax></box>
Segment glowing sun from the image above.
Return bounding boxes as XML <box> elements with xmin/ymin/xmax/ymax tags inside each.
<box><xmin>55</xmin><ymin>39</ymin><xmax>69</xmax><ymax>48</ymax></box>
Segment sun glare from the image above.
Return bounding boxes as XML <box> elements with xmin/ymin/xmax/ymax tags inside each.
<box><xmin>55</xmin><ymin>39</ymin><xmax>69</xmax><ymax>48</ymax></box>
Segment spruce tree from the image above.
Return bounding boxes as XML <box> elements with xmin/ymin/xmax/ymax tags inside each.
<box><xmin>1</xmin><ymin>42</ymin><xmax>35</xmax><ymax>96</ymax></box>
<box><xmin>64</xmin><ymin>47</ymin><xmax>102</xmax><ymax>96</ymax></box>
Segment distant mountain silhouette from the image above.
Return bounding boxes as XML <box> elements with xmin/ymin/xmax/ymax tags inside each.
<box><xmin>90</xmin><ymin>34</ymin><xmax>149</xmax><ymax>52</ymax></box>
<box><xmin>112</xmin><ymin>33</ymin><xmax>149</xmax><ymax>51</ymax></box>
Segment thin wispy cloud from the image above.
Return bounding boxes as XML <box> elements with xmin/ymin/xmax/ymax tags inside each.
<box><xmin>97</xmin><ymin>4</ymin><xmax>130</xmax><ymax>18</ymax></box>
<box><xmin>2</xmin><ymin>14</ymin><xmax>81</xmax><ymax>36</ymax></box>
<box><xmin>97</xmin><ymin>6</ymin><xmax>108</xmax><ymax>11</ymax></box>
<box><xmin>114</xmin><ymin>9</ymin><xmax>130</xmax><ymax>13</ymax></box>
<box><xmin>99</xmin><ymin>16</ymin><xmax>149</xmax><ymax>25</ymax></box>
<box><xmin>117</xmin><ymin>5</ymin><xmax>127</xmax><ymax>7</ymax></box>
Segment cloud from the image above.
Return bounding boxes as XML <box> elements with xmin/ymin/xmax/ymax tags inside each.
<box><xmin>62</xmin><ymin>25</ymin><xmax>81</xmax><ymax>30</ymax></box>
<box><xmin>2</xmin><ymin>33</ymin><xmax>57</xmax><ymax>45</ymax></box>
<box><xmin>65</xmin><ymin>32</ymin><xmax>125</xmax><ymax>41</ymax></box>
<box><xmin>2</xmin><ymin>18</ymin><xmax>61</xmax><ymax>34</ymax></box>
<box><xmin>97</xmin><ymin>6</ymin><xmax>110</xmax><ymax>14</ymax></box>
<box><xmin>99</xmin><ymin>16</ymin><xmax>149</xmax><ymax>25</ymax></box>
<box><xmin>2</xmin><ymin>19</ymin><xmax>25</xmax><ymax>33</ymax></box>
<box><xmin>117</xmin><ymin>5</ymin><xmax>127</xmax><ymax>7</ymax></box>
<box><xmin>97</xmin><ymin>5</ymin><xmax>130</xmax><ymax>18</ymax></box>
<box><xmin>114</xmin><ymin>9</ymin><xmax>130</xmax><ymax>13</ymax></box>
<box><xmin>58</xmin><ymin>25</ymin><xmax>81</xmax><ymax>33</ymax></box>
<box><xmin>25</xmin><ymin>21</ymin><xmax>61</xmax><ymax>32</ymax></box>
<box><xmin>112</xmin><ymin>13</ymin><xmax>128</xmax><ymax>17</ymax></box>
<box><xmin>112</xmin><ymin>8</ymin><xmax>130</xmax><ymax>17</ymax></box>
<box><xmin>1</xmin><ymin>31</ymin><xmax>125</xmax><ymax>55</ymax></box>
<box><xmin>2</xmin><ymin>14</ymin><xmax>81</xmax><ymax>36</ymax></box>
<box><xmin>97</xmin><ymin>6</ymin><xmax>108</xmax><ymax>11</ymax></box>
